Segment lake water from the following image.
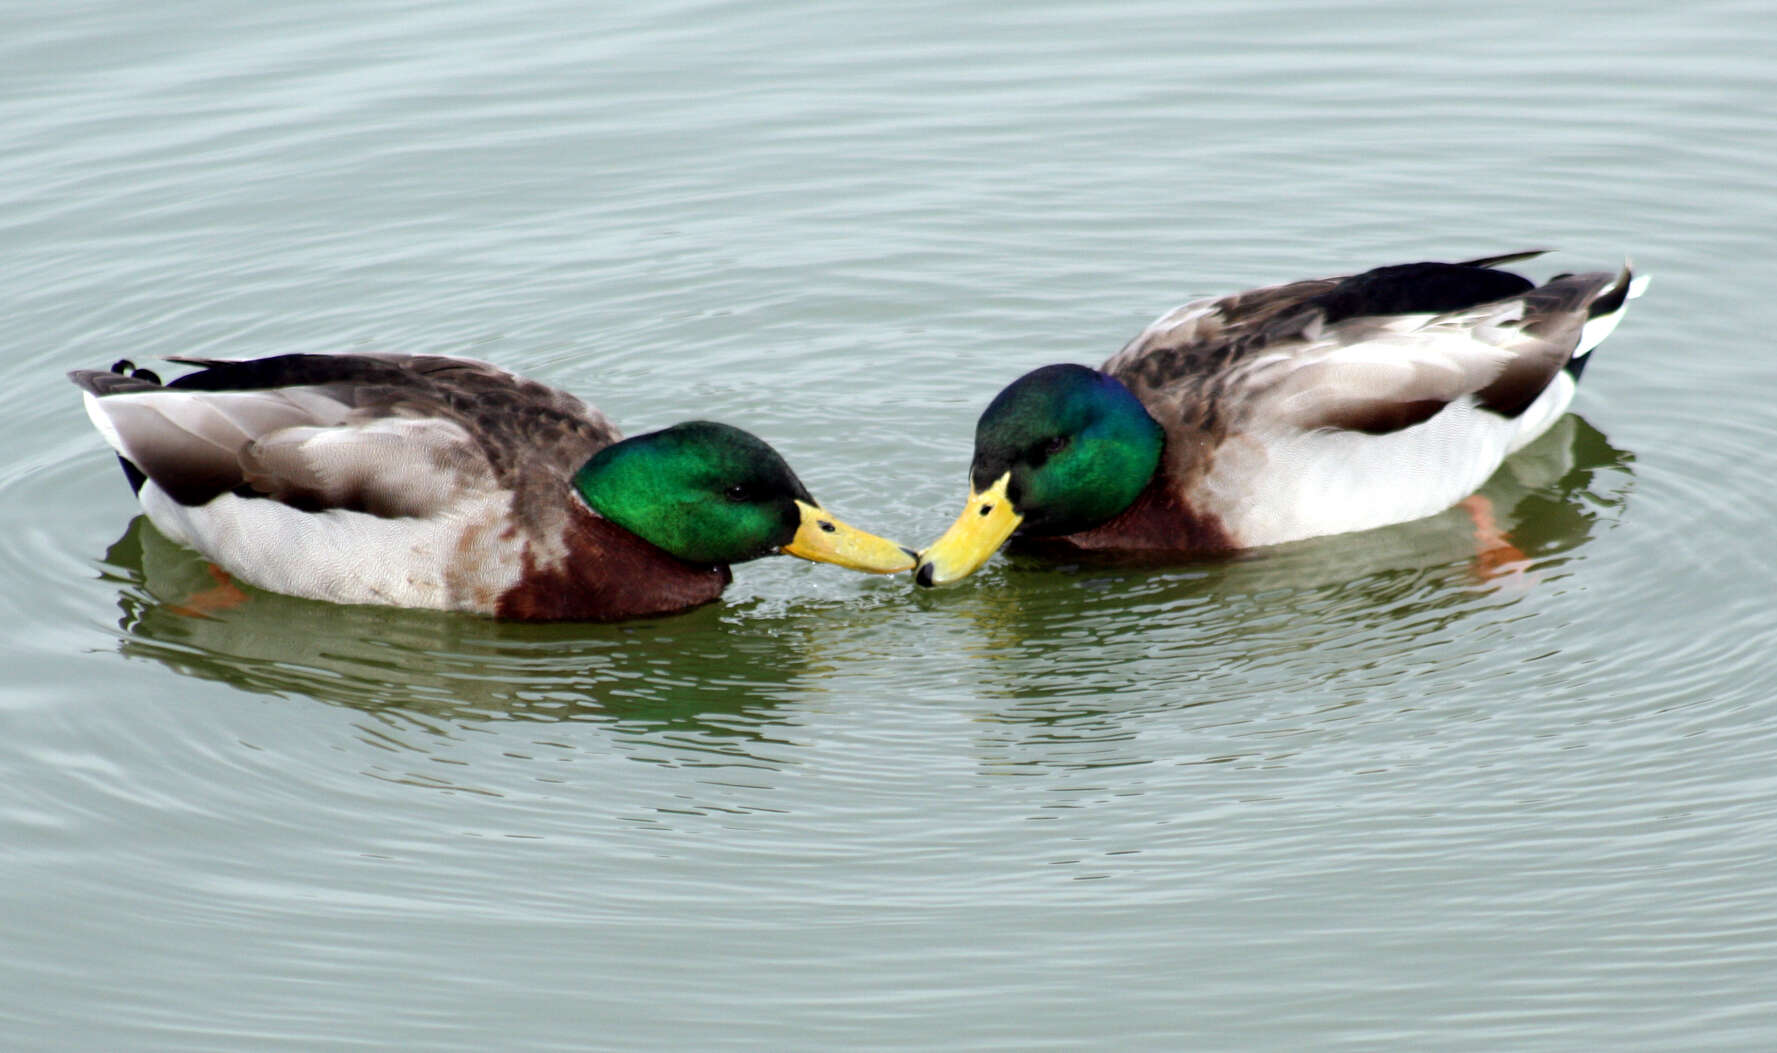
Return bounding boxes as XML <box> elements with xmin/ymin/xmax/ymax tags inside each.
<box><xmin>4</xmin><ymin>1</ymin><xmax>1775</xmax><ymax>1049</ymax></box>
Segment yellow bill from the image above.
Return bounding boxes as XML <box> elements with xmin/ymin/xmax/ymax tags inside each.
<box><xmin>782</xmin><ymin>500</ymin><xmax>917</xmax><ymax>573</ymax></box>
<box><xmin>914</xmin><ymin>473</ymin><xmax>1022</xmax><ymax>586</ymax></box>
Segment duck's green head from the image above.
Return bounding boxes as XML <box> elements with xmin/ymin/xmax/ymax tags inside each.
<box><xmin>574</xmin><ymin>421</ymin><xmax>914</xmax><ymax>572</ymax></box>
<box><xmin>915</xmin><ymin>364</ymin><xmax>1162</xmax><ymax>586</ymax></box>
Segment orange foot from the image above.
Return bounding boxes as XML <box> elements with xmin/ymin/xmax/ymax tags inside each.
<box><xmin>1460</xmin><ymin>495</ymin><xmax>1532</xmax><ymax>586</ymax></box>
<box><xmin>168</xmin><ymin>563</ymin><xmax>250</xmax><ymax>618</ymax></box>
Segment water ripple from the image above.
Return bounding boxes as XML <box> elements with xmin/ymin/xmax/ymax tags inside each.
<box><xmin>7</xmin><ymin>0</ymin><xmax>1777</xmax><ymax>1048</ymax></box>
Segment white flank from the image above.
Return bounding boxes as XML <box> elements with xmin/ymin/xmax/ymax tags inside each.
<box><xmin>1208</xmin><ymin>396</ymin><xmax>1527</xmax><ymax>547</ymax></box>
<box><xmin>138</xmin><ymin>484</ymin><xmax>526</xmax><ymax>611</ymax></box>
<box><xmin>1504</xmin><ymin>371</ymin><xmax>1577</xmax><ymax>455</ymax></box>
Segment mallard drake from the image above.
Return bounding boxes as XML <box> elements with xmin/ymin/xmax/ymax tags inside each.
<box><xmin>72</xmin><ymin>354</ymin><xmax>914</xmax><ymax>620</ymax></box>
<box><xmin>915</xmin><ymin>251</ymin><xmax>1646</xmax><ymax>586</ymax></box>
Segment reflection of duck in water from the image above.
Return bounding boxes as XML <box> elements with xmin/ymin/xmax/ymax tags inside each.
<box><xmin>917</xmin><ymin>252</ymin><xmax>1645</xmax><ymax>586</ymax></box>
<box><xmin>103</xmin><ymin>515</ymin><xmax>828</xmax><ymax>754</ymax></box>
<box><xmin>938</xmin><ymin>414</ymin><xmax>1635</xmax><ymax>770</ymax></box>
<box><xmin>71</xmin><ymin>354</ymin><xmax>913</xmax><ymax>620</ymax></box>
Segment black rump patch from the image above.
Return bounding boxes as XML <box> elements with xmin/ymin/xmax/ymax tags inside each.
<box><xmin>1304</xmin><ymin>262</ymin><xmax>1536</xmax><ymax>326</ymax></box>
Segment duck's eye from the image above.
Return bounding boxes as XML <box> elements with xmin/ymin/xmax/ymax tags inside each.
<box><xmin>724</xmin><ymin>485</ymin><xmax>751</xmax><ymax>502</ymax></box>
<box><xmin>1029</xmin><ymin>435</ymin><xmax>1069</xmax><ymax>464</ymax></box>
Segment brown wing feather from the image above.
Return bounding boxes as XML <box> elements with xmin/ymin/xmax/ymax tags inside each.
<box><xmin>1473</xmin><ymin>270</ymin><xmax>1621</xmax><ymax>415</ymax></box>
<box><xmin>1104</xmin><ymin>257</ymin><xmax>1613</xmax><ymax>446</ymax></box>
<box><xmin>163</xmin><ymin>353</ymin><xmax>620</xmax><ymax>480</ymax></box>
<box><xmin>75</xmin><ymin>354</ymin><xmax>622</xmax><ymax>515</ymax></box>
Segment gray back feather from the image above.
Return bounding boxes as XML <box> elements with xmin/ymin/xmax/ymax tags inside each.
<box><xmin>1104</xmin><ymin>265</ymin><xmax>1620</xmax><ymax>442</ymax></box>
<box><xmin>74</xmin><ymin>354</ymin><xmax>622</xmax><ymax>517</ymax></box>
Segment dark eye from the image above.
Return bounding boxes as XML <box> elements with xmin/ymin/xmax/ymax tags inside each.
<box><xmin>1042</xmin><ymin>436</ymin><xmax>1069</xmax><ymax>455</ymax></box>
<box><xmin>724</xmin><ymin>485</ymin><xmax>751</xmax><ymax>502</ymax></box>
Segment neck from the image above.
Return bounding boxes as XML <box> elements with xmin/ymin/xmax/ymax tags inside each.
<box><xmin>496</xmin><ymin>502</ymin><xmax>731</xmax><ymax>621</ymax></box>
<box><xmin>1011</xmin><ymin>470</ymin><xmax>1236</xmax><ymax>560</ymax></box>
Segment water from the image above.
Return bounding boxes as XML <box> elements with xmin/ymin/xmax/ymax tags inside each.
<box><xmin>4</xmin><ymin>1</ymin><xmax>1776</xmax><ymax>1049</ymax></box>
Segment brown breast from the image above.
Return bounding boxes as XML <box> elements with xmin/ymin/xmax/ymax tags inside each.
<box><xmin>495</xmin><ymin>501</ymin><xmax>732</xmax><ymax>621</ymax></box>
<box><xmin>1012</xmin><ymin>475</ymin><xmax>1238</xmax><ymax>562</ymax></box>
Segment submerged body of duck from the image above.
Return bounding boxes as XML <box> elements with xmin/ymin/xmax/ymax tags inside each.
<box><xmin>73</xmin><ymin>354</ymin><xmax>913</xmax><ymax>620</ymax></box>
<box><xmin>917</xmin><ymin>251</ymin><xmax>1646</xmax><ymax>585</ymax></box>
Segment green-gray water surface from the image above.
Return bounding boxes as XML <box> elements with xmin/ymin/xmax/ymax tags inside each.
<box><xmin>4</xmin><ymin>1</ymin><xmax>1775</xmax><ymax>1049</ymax></box>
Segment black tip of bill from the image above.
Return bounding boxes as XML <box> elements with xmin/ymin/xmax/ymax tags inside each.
<box><xmin>914</xmin><ymin>562</ymin><xmax>936</xmax><ymax>588</ymax></box>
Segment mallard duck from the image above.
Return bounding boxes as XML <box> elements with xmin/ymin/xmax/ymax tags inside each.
<box><xmin>915</xmin><ymin>251</ymin><xmax>1645</xmax><ymax>586</ymax></box>
<box><xmin>72</xmin><ymin>353</ymin><xmax>914</xmax><ymax>620</ymax></box>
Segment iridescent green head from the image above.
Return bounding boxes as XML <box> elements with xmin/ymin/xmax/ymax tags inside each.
<box><xmin>916</xmin><ymin>364</ymin><xmax>1162</xmax><ymax>585</ymax></box>
<box><xmin>573</xmin><ymin>421</ymin><xmax>914</xmax><ymax>572</ymax></box>
<box><xmin>970</xmin><ymin>364</ymin><xmax>1164</xmax><ymax>535</ymax></box>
